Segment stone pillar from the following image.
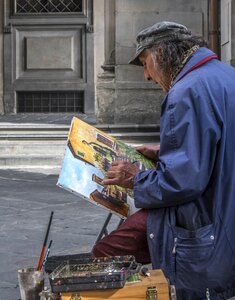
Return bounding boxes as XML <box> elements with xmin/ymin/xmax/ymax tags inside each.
<box><xmin>0</xmin><ymin>2</ymin><xmax>4</xmax><ymax>114</ymax></box>
<box><xmin>96</xmin><ymin>0</ymin><xmax>116</xmax><ymax>124</ymax></box>
<box><xmin>102</xmin><ymin>0</ymin><xmax>115</xmax><ymax>72</ymax></box>
<box><xmin>221</xmin><ymin>0</ymin><xmax>235</xmax><ymax>66</ymax></box>
<box><xmin>231</xmin><ymin>0</ymin><xmax>235</xmax><ymax>66</ymax></box>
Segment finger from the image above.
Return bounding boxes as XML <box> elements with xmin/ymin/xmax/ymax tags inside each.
<box><xmin>111</xmin><ymin>160</ymin><xmax>122</xmax><ymax>166</ymax></box>
<box><xmin>102</xmin><ymin>178</ymin><xmax>120</xmax><ymax>185</ymax></box>
<box><xmin>105</xmin><ymin>171</ymin><xmax>119</xmax><ymax>178</ymax></box>
<box><xmin>155</xmin><ymin>144</ymin><xmax>160</xmax><ymax>150</ymax></box>
<box><xmin>136</xmin><ymin>146</ymin><xmax>147</xmax><ymax>154</ymax></box>
<box><xmin>135</xmin><ymin>145</ymin><xmax>145</xmax><ymax>150</ymax></box>
<box><xmin>105</xmin><ymin>170</ymin><xmax>126</xmax><ymax>179</ymax></box>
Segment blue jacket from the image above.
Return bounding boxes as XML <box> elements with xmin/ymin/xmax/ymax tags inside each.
<box><xmin>134</xmin><ymin>48</ymin><xmax>235</xmax><ymax>300</ymax></box>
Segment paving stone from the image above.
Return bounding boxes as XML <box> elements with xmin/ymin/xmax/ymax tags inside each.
<box><xmin>0</xmin><ymin>169</ymin><xmax>120</xmax><ymax>300</ymax></box>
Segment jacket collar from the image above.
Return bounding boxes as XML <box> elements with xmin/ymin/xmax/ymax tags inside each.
<box><xmin>171</xmin><ymin>47</ymin><xmax>218</xmax><ymax>88</ymax></box>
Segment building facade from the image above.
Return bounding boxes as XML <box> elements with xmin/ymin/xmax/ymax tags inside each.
<box><xmin>0</xmin><ymin>0</ymin><xmax>234</xmax><ymax>124</ymax></box>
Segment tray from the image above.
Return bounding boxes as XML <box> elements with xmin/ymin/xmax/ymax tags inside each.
<box><xmin>49</xmin><ymin>255</ymin><xmax>141</xmax><ymax>293</ymax></box>
<box><xmin>45</xmin><ymin>253</ymin><xmax>92</xmax><ymax>274</ymax></box>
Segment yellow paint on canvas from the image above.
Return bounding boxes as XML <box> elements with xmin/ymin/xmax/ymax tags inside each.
<box><xmin>69</xmin><ymin>118</ymin><xmax>114</xmax><ymax>166</ymax></box>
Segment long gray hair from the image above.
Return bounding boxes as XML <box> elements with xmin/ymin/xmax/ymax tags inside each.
<box><xmin>149</xmin><ymin>36</ymin><xmax>208</xmax><ymax>81</ymax></box>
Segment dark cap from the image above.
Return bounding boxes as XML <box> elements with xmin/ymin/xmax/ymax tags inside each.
<box><xmin>129</xmin><ymin>21</ymin><xmax>192</xmax><ymax>66</ymax></box>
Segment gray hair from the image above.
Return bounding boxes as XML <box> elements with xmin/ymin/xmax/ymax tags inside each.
<box><xmin>149</xmin><ymin>36</ymin><xmax>208</xmax><ymax>79</ymax></box>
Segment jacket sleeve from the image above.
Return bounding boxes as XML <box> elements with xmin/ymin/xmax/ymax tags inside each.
<box><xmin>134</xmin><ymin>79</ymin><xmax>221</xmax><ymax>209</ymax></box>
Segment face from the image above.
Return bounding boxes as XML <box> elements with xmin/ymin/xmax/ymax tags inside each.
<box><xmin>139</xmin><ymin>49</ymin><xmax>169</xmax><ymax>92</ymax></box>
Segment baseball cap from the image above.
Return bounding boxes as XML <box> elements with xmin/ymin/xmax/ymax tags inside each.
<box><xmin>129</xmin><ymin>21</ymin><xmax>192</xmax><ymax>65</ymax></box>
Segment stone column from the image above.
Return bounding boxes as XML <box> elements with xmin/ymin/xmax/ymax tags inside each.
<box><xmin>0</xmin><ymin>2</ymin><xmax>4</xmax><ymax>114</ymax></box>
<box><xmin>221</xmin><ymin>0</ymin><xmax>235</xmax><ymax>66</ymax></box>
<box><xmin>102</xmin><ymin>0</ymin><xmax>115</xmax><ymax>72</ymax></box>
<box><xmin>231</xmin><ymin>0</ymin><xmax>235</xmax><ymax>66</ymax></box>
<box><xmin>96</xmin><ymin>0</ymin><xmax>116</xmax><ymax>124</ymax></box>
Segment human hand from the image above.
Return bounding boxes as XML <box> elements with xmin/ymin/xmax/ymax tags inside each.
<box><xmin>102</xmin><ymin>160</ymin><xmax>140</xmax><ymax>189</ymax></box>
<box><xmin>136</xmin><ymin>144</ymin><xmax>160</xmax><ymax>161</ymax></box>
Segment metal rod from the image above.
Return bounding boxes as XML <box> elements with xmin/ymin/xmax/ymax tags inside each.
<box><xmin>95</xmin><ymin>212</ymin><xmax>113</xmax><ymax>243</ymax></box>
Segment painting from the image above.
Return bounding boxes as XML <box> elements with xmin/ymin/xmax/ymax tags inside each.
<box><xmin>57</xmin><ymin>117</ymin><xmax>155</xmax><ymax>218</ymax></box>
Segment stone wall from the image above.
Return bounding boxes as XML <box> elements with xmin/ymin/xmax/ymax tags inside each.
<box><xmin>1</xmin><ymin>1</ymin><xmax>233</xmax><ymax>121</ymax></box>
<box><xmin>96</xmin><ymin>0</ymin><xmax>209</xmax><ymax>124</ymax></box>
<box><xmin>0</xmin><ymin>4</ymin><xmax>4</xmax><ymax>114</ymax></box>
<box><xmin>95</xmin><ymin>0</ymin><xmax>116</xmax><ymax>124</ymax></box>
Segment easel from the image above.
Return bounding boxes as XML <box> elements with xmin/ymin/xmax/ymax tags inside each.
<box><xmin>95</xmin><ymin>212</ymin><xmax>124</xmax><ymax>243</ymax></box>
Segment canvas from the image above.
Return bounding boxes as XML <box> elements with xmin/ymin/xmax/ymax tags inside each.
<box><xmin>57</xmin><ymin>117</ymin><xmax>155</xmax><ymax>218</ymax></box>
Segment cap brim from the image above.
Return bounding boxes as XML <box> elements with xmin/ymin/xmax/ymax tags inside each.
<box><xmin>128</xmin><ymin>49</ymin><xmax>144</xmax><ymax>66</ymax></box>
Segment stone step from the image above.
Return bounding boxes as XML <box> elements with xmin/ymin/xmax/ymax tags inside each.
<box><xmin>0</xmin><ymin>133</ymin><xmax>68</xmax><ymax>140</ymax></box>
<box><xmin>0</xmin><ymin>141</ymin><xmax>67</xmax><ymax>155</ymax></box>
<box><xmin>0</xmin><ymin>165</ymin><xmax>61</xmax><ymax>174</ymax></box>
<box><xmin>0</xmin><ymin>123</ymin><xmax>160</xmax><ymax>140</ymax></box>
<box><xmin>0</xmin><ymin>123</ymin><xmax>160</xmax><ymax>139</ymax></box>
<box><xmin>0</xmin><ymin>123</ymin><xmax>160</xmax><ymax>172</ymax></box>
<box><xmin>0</xmin><ymin>154</ymin><xmax>63</xmax><ymax>167</ymax></box>
<box><xmin>0</xmin><ymin>123</ymin><xmax>69</xmax><ymax>135</ymax></box>
<box><xmin>98</xmin><ymin>123</ymin><xmax>160</xmax><ymax>133</ymax></box>
<box><xmin>0</xmin><ymin>132</ymin><xmax>160</xmax><ymax>143</ymax></box>
<box><xmin>0</xmin><ymin>123</ymin><xmax>160</xmax><ymax>132</ymax></box>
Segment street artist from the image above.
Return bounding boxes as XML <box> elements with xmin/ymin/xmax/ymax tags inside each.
<box><xmin>92</xmin><ymin>21</ymin><xmax>235</xmax><ymax>299</ymax></box>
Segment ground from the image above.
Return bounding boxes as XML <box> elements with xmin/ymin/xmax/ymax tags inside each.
<box><xmin>0</xmin><ymin>169</ymin><xmax>120</xmax><ymax>300</ymax></box>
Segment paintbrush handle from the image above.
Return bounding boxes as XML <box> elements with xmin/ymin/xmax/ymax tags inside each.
<box><xmin>37</xmin><ymin>211</ymin><xmax>54</xmax><ymax>271</ymax></box>
<box><xmin>42</xmin><ymin>240</ymin><xmax>53</xmax><ymax>267</ymax></box>
<box><xmin>37</xmin><ymin>246</ymin><xmax>46</xmax><ymax>271</ymax></box>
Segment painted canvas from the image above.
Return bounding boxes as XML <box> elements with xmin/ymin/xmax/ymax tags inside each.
<box><xmin>57</xmin><ymin>117</ymin><xmax>155</xmax><ymax>218</ymax></box>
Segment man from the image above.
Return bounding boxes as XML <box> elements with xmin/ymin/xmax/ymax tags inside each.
<box><xmin>92</xmin><ymin>21</ymin><xmax>235</xmax><ymax>299</ymax></box>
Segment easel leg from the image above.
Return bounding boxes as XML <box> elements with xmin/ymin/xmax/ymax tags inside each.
<box><xmin>95</xmin><ymin>212</ymin><xmax>113</xmax><ymax>243</ymax></box>
<box><xmin>95</xmin><ymin>213</ymin><xmax>124</xmax><ymax>244</ymax></box>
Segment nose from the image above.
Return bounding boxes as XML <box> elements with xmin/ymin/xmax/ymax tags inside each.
<box><xmin>144</xmin><ymin>69</ymin><xmax>151</xmax><ymax>81</ymax></box>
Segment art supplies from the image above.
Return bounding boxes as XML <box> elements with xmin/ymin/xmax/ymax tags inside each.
<box><xmin>37</xmin><ymin>211</ymin><xmax>54</xmax><ymax>271</ymax></box>
<box><xmin>18</xmin><ymin>267</ymin><xmax>44</xmax><ymax>300</ymax></box>
<box><xmin>49</xmin><ymin>255</ymin><xmax>141</xmax><ymax>293</ymax></box>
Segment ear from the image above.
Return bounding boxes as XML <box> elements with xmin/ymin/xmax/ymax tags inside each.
<box><xmin>156</xmin><ymin>47</ymin><xmax>164</xmax><ymax>59</ymax></box>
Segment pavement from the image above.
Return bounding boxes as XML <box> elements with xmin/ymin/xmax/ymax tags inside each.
<box><xmin>0</xmin><ymin>169</ymin><xmax>120</xmax><ymax>300</ymax></box>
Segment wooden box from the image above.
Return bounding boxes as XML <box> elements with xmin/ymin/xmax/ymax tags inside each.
<box><xmin>61</xmin><ymin>269</ymin><xmax>170</xmax><ymax>300</ymax></box>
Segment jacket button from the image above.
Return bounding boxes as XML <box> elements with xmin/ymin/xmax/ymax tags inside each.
<box><xmin>149</xmin><ymin>233</ymin><xmax>154</xmax><ymax>239</ymax></box>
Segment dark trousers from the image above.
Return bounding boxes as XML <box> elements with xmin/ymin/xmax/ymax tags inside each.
<box><xmin>92</xmin><ymin>209</ymin><xmax>151</xmax><ymax>264</ymax></box>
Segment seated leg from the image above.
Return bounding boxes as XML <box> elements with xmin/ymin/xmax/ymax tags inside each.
<box><xmin>92</xmin><ymin>209</ymin><xmax>150</xmax><ymax>264</ymax></box>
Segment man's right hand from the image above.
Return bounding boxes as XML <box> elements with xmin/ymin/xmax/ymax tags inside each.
<box><xmin>136</xmin><ymin>144</ymin><xmax>160</xmax><ymax>161</ymax></box>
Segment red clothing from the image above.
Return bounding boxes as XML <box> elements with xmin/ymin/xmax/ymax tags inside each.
<box><xmin>92</xmin><ymin>209</ymin><xmax>150</xmax><ymax>264</ymax></box>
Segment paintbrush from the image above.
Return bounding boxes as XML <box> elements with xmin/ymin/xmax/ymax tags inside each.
<box><xmin>37</xmin><ymin>211</ymin><xmax>54</xmax><ymax>271</ymax></box>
